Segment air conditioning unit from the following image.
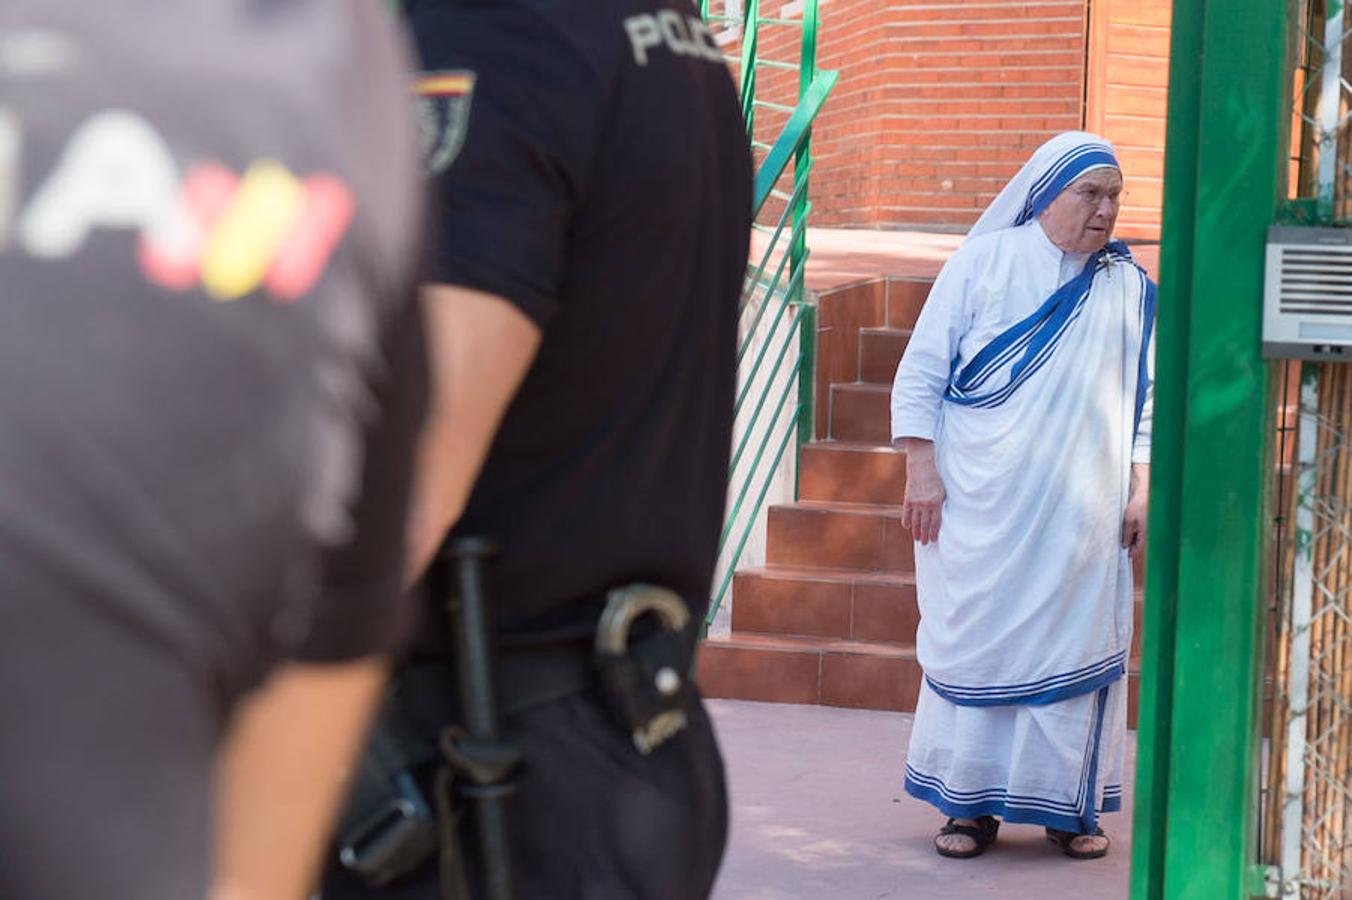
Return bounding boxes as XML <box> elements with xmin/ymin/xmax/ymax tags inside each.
<box><xmin>1264</xmin><ymin>226</ymin><xmax>1352</xmax><ymax>359</ymax></box>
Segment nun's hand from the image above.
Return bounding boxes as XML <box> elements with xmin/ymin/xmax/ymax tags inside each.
<box><xmin>1121</xmin><ymin>463</ymin><xmax>1150</xmax><ymax>558</ymax></box>
<box><xmin>900</xmin><ymin>438</ymin><xmax>945</xmax><ymax>545</ymax></box>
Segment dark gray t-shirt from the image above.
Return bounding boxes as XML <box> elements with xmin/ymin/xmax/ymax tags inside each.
<box><xmin>0</xmin><ymin>3</ymin><xmax>426</xmax><ymax>897</ymax></box>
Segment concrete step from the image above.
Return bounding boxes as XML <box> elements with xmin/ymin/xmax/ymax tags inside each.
<box><xmin>829</xmin><ymin>382</ymin><xmax>890</xmax><ymax>443</ymax></box>
<box><xmin>886</xmin><ymin>278</ymin><xmax>932</xmax><ymax>331</ymax></box>
<box><xmin>766</xmin><ymin>501</ymin><xmax>913</xmax><ymax>573</ymax></box>
<box><xmin>799</xmin><ymin>441</ymin><xmax>907</xmax><ymax>505</ymax></box>
<box><xmin>731</xmin><ymin>565</ymin><xmax>919</xmax><ymax>643</ymax></box>
<box><xmin>700</xmin><ymin>633</ymin><xmax>1144</xmax><ymax>728</ymax></box>
<box><xmin>814</xmin><ymin>279</ymin><xmax>889</xmax><ymax>439</ymax></box>
<box><xmin>697</xmin><ymin>632</ymin><xmax>923</xmax><ymax>712</ymax></box>
<box><xmin>858</xmin><ymin>326</ymin><xmax>911</xmax><ymax>384</ymax></box>
<box><xmin>733</xmin><ymin>563</ymin><xmax>1143</xmax><ymax>656</ymax></box>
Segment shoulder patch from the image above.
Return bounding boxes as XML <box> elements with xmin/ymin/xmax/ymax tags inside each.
<box><xmin>414</xmin><ymin>70</ymin><xmax>476</xmax><ymax>175</ymax></box>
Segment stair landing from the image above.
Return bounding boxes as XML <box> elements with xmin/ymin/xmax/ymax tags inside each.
<box><xmin>699</xmin><ymin>632</ymin><xmax>922</xmax><ymax>712</ymax></box>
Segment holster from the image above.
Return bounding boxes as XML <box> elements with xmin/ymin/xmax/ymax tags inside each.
<box><xmin>334</xmin><ymin>582</ymin><xmax>697</xmax><ymax>893</ymax></box>
<box><xmin>334</xmin><ymin>668</ymin><xmax>447</xmax><ymax>889</ymax></box>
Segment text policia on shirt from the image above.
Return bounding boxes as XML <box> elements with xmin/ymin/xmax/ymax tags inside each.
<box><xmin>0</xmin><ymin>108</ymin><xmax>354</xmax><ymax>303</ymax></box>
<box><xmin>623</xmin><ymin>11</ymin><xmax>725</xmax><ymax>66</ymax></box>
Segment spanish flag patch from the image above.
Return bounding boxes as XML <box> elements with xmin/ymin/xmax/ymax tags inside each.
<box><xmin>414</xmin><ymin>71</ymin><xmax>475</xmax><ymax>98</ymax></box>
<box><xmin>414</xmin><ymin>70</ymin><xmax>476</xmax><ymax>174</ymax></box>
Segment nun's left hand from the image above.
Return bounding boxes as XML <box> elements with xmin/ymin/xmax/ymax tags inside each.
<box><xmin>1121</xmin><ymin>464</ymin><xmax>1149</xmax><ymax>558</ymax></box>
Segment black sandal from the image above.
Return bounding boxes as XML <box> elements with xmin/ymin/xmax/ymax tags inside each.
<box><xmin>1045</xmin><ymin>826</ymin><xmax>1110</xmax><ymax>860</ymax></box>
<box><xmin>933</xmin><ymin>816</ymin><xmax>999</xmax><ymax>859</ymax></box>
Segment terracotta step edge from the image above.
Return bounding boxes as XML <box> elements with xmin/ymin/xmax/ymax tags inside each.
<box><xmin>803</xmin><ymin>440</ymin><xmax>905</xmax><ymax>454</ymax></box>
<box><xmin>831</xmin><ymin>382</ymin><xmax>891</xmax><ymax>394</ymax></box>
<box><xmin>703</xmin><ymin>633</ymin><xmax>918</xmax><ymax>658</ymax></box>
<box><xmin>736</xmin><ymin>565</ymin><xmax>917</xmax><ymax>586</ymax></box>
<box><xmin>789</xmin><ymin>499</ymin><xmax>906</xmax><ymax>515</ymax></box>
<box><xmin>762</xmin><ymin>562</ymin><xmax>918</xmax><ymax>578</ymax></box>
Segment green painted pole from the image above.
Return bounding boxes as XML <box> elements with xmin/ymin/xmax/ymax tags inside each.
<box><xmin>790</xmin><ymin>0</ymin><xmax>818</xmax><ymax>305</ymax></box>
<box><xmin>1128</xmin><ymin>3</ymin><xmax>1202</xmax><ymax>894</ymax></box>
<box><xmin>796</xmin><ymin>301</ymin><xmax>816</xmax><ymax>450</ymax></box>
<box><xmin>792</xmin><ymin>0</ymin><xmax>819</xmax><ymax>459</ymax></box>
<box><xmin>1130</xmin><ymin>0</ymin><xmax>1289</xmax><ymax>897</ymax></box>
<box><xmin>738</xmin><ymin>0</ymin><xmax>759</xmax><ymax>141</ymax></box>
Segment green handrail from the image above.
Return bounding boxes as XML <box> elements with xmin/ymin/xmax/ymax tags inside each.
<box><xmin>752</xmin><ymin>72</ymin><xmax>837</xmax><ymax>215</ymax></box>
<box><xmin>705</xmin><ymin>0</ymin><xmax>836</xmax><ymax>628</ymax></box>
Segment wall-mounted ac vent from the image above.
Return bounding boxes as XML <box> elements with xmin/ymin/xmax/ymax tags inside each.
<box><xmin>1264</xmin><ymin>225</ymin><xmax>1352</xmax><ymax>359</ymax></box>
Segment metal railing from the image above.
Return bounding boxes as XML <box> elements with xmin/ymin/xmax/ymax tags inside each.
<box><xmin>700</xmin><ymin>0</ymin><xmax>836</xmax><ymax>629</ymax></box>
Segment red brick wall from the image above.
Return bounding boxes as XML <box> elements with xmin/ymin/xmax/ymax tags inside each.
<box><xmin>808</xmin><ymin>0</ymin><xmax>1090</xmax><ymax>230</ymax></box>
<box><xmin>732</xmin><ymin>0</ymin><xmax>1169</xmax><ymax>235</ymax></box>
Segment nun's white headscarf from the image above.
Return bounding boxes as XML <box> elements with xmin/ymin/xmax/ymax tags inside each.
<box><xmin>968</xmin><ymin>131</ymin><xmax>1121</xmax><ymax>240</ymax></box>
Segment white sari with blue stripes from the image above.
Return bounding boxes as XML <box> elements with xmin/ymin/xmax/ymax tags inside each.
<box><xmin>891</xmin><ymin>218</ymin><xmax>1154</xmax><ymax>834</ymax></box>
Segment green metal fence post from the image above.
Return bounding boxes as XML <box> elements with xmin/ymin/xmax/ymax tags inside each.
<box><xmin>738</xmin><ymin>0</ymin><xmax>759</xmax><ymax>141</ymax></box>
<box><xmin>1130</xmin><ymin>0</ymin><xmax>1290</xmax><ymax>897</ymax></box>
<box><xmin>790</xmin><ymin>0</ymin><xmax>818</xmax><ymax>304</ymax></box>
<box><xmin>796</xmin><ymin>302</ymin><xmax>816</xmax><ymax>450</ymax></box>
<box><xmin>792</xmin><ymin>0</ymin><xmax>820</xmax><ymax>453</ymax></box>
<box><xmin>1129</xmin><ymin>4</ymin><xmax>1203</xmax><ymax>894</ymax></box>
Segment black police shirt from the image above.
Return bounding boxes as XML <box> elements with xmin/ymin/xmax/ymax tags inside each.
<box><xmin>0</xmin><ymin>3</ymin><xmax>425</xmax><ymax>898</ymax></box>
<box><xmin>407</xmin><ymin>0</ymin><xmax>753</xmax><ymax>635</ymax></box>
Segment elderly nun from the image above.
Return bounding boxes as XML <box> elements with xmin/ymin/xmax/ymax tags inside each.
<box><xmin>890</xmin><ymin>131</ymin><xmax>1155</xmax><ymax>861</ymax></box>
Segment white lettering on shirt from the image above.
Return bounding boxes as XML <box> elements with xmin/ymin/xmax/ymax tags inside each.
<box><xmin>657</xmin><ymin>10</ymin><xmax>694</xmax><ymax>56</ymax></box>
<box><xmin>625</xmin><ymin>13</ymin><xmax>727</xmax><ymax>66</ymax></box>
<box><xmin>625</xmin><ymin>15</ymin><xmax>663</xmax><ymax>66</ymax></box>
<box><xmin>18</xmin><ymin>109</ymin><xmax>179</xmax><ymax>259</ymax></box>
<box><xmin>687</xmin><ymin>18</ymin><xmax>724</xmax><ymax>62</ymax></box>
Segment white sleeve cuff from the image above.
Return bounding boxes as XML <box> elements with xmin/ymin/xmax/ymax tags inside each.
<box><xmin>891</xmin><ymin>414</ymin><xmax>938</xmax><ymax>443</ymax></box>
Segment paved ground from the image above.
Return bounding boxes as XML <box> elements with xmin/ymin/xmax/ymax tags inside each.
<box><xmin>706</xmin><ymin>700</ymin><xmax>1135</xmax><ymax>900</ymax></box>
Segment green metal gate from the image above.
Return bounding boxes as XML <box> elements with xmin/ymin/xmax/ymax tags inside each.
<box><xmin>1129</xmin><ymin>0</ymin><xmax>1288</xmax><ymax>897</ymax></box>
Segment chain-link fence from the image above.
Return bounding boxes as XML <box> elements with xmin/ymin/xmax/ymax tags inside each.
<box><xmin>1286</xmin><ymin>0</ymin><xmax>1352</xmax><ymax>221</ymax></box>
<box><xmin>1266</xmin><ymin>362</ymin><xmax>1352</xmax><ymax>899</ymax></box>
<box><xmin>1261</xmin><ymin>4</ymin><xmax>1352</xmax><ymax>896</ymax></box>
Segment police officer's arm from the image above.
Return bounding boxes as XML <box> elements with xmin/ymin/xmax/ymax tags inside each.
<box><xmin>404</xmin><ymin>283</ymin><xmax>542</xmax><ymax>581</ymax></box>
<box><xmin>212</xmin><ymin>295</ymin><xmax>428</xmax><ymax>900</ymax></box>
<box><xmin>401</xmin><ymin>3</ymin><xmax>605</xmax><ymax>579</ymax></box>
<box><xmin>210</xmin><ymin>662</ymin><xmax>387</xmax><ymax>900</ymax></box>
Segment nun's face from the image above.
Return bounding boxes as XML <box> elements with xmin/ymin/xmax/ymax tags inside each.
<box><xmin>1038</xmin><ymin>168</ymin><xmax>1123</xmax><ymax>254</ymax></box>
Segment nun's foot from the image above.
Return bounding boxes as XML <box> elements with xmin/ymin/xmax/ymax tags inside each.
<box><xmin>933</xmin><ymin>816</ymin><xmax>999</xmax><ymax>858</ymax></box>
<box><xmin>1045</xmin><ymin>826</ymin><xmax>1110</xmax><ymax>860</ymax></box>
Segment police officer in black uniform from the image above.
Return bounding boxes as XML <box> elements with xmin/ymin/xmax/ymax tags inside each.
<box><xmin>324</xmin><ymin>0</ymin><xmax>751</xmax><ymax>897</ymax></box>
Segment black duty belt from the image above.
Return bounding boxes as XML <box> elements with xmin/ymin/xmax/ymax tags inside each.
<box><xmin>337</xmin><ymin>576</ymin><xmax>699</xmax><ymax>896</ymax></box>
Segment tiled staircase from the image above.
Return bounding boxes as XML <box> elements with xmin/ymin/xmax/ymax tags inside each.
<box><xmin>698</xmin><ymin>277</ymin><xmax>925</xmax><ymax>712</ymax></box>
<box><xmin>698</xmin><ymin>276</ymin><xmax>1144</xmax><ymax>725</ymax></box>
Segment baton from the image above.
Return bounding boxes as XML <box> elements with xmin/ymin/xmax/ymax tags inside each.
<box><xmin>443</xmin><ymin>537</ymin><xmax>518</xmax><ymax>900</ymax></box>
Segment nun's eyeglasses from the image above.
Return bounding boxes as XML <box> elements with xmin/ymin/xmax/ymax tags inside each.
<box><xmin>1072</xmin><ymin>186</ymin><xmax>1123</xmax><ymax>208</ymax></box>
